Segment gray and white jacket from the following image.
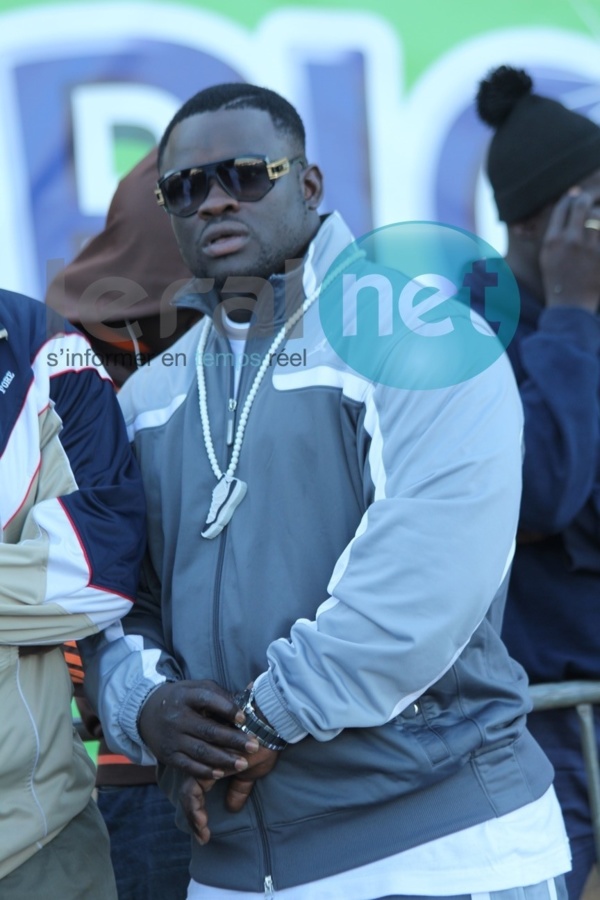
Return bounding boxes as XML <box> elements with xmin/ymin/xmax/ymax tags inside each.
<box><xmin>83</xmin><ymin>213</ymin><xmax>553</xmax><ymax>893</ymax></box>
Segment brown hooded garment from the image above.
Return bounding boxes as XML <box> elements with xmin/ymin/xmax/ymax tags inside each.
<box><xmin>45</xmin><ymin>147</ymin><xmax>200</xmax><ymax>386</ymax></box>
<box><xmin>52</xmin><ymin>149</ymin><xmax>199</xmax><ymax>785</ymax></box>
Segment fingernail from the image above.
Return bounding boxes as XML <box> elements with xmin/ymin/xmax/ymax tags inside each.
<box><xmin>235</xmin><ymin>711</ymin><xmax>245</xmax><ymax>725</ymax></box>
<box><xmin>235</xmin><ymin>757</ymin><xmax>249</xmax><ymax>771</ymax></box>
<box><xmin>245</xmin><ymin>739</ymin><xmax>259</xmax><ymax>754</ymax></box>
<box><xmin>212</xmin><ymin>769</ymin><xmax>225</xmax><ymax>779</ymax></box>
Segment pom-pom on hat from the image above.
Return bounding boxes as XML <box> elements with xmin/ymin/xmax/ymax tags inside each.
<box><xmin>476</xmin><ymin>65</ymin><xmax>600</xmax><ymax>223</ymax></box>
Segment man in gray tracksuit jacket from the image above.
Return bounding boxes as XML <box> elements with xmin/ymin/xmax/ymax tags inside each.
<box><xmin>82</xmin><ymin>84</ymin><xmax>566</xmax><ymax>898</ymax></box>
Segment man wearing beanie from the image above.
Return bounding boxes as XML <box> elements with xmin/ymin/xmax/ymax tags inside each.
<box><xmin>476</xmin><ymin>65</ymin><xmax>600</xmax><ymax>899</ymax></box>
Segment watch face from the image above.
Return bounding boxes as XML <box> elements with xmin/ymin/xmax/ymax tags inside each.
<box><xmin>234</xmin><ymin>688</ymin><xmax>251</xmax><ymax>709</ymax></box>
<box><xmin>232</xmin><ymin>686</ymin><xmax>287</xmax><ymax>749</ymax></box>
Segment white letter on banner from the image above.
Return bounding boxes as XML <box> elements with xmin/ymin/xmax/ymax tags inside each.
<box><xmin>71</xmin><ymin>83</ymin><xmax>179</xmax><ymax>216</ymax></box>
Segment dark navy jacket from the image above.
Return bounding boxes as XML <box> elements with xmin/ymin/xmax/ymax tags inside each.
<box><xmin>0</xmin><ymin>289</ymin><xmax>145</xmax><ymax>877</ymax></box>
<box><xmin>499</xmin><ymin>285</ymin><xmax>600</xmax><ymax>683</ymax></box>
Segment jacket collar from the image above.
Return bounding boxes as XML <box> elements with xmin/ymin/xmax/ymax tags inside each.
<box><xmin>173</xmin><ymin>212</ymin><xmax>355</xmax><ymax>333</ymax></box>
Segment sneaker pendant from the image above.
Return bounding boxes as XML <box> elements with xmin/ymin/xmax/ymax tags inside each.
<box><xmin>201</xmin><ymin>475</ymin><xmax>248</xmax><ymax>539</ymax></box>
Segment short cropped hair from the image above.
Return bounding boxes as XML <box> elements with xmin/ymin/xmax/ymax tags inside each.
<box><xmin>158</xmin><ymin>83</ymin><xmax>306</xmax><ymax>167</ymax></box>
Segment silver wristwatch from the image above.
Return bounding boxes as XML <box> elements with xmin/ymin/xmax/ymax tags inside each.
<box><xmin>234</xmin><ymin>687</ymin><xmax>288</xmax><ymax>751</ymax></box>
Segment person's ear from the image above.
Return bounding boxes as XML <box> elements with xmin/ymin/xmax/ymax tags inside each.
<box><xmin>511</xmin><ymin>217</ymin><xmax>538</xmax><ymax>239</ymax></box>
<box><xmin>511</xmin><ymin>205</ymin><xmax>552</xmax><ymax>241</ymax></box>
<box><xmin>301</xmin><ymin>163</ymin><xmax>324</xmax><ymax>210</ymax></box>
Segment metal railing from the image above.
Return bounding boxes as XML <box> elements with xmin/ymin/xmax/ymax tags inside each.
<box><xmin>529</xmin><ymin>681</ymin><xmax>600</xmax><ymax>864</ymax></box>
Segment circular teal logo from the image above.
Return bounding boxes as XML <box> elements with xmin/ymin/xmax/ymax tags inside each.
<box><xmin>319</xmin><ymin>222</ymin><xmax>520</xmax><ymax>389</ymax></box>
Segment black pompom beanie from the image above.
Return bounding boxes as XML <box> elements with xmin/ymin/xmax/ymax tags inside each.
<box><xmin>476</xmin><ymin>65</ymin><xmax>600</xmax><ymax>223</ymax></box>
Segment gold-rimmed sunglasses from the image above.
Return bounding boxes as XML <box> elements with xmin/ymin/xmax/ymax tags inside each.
<box><xmin>155</xmin><ymin>155</ymin><xmax>305</xmax><ymax>217</ymax></box>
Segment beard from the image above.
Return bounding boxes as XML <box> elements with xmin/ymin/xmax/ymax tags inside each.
<box><xmin>180</xmin><ymin>206</ymin><xmax>317</xmax><ymax>292</ymax></box>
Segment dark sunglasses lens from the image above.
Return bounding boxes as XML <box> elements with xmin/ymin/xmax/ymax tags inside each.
<box><xmin>162</xmin><ymin>159</ymin><xmax>275</xmax><ymax>214</ymax></box>
<box><xmin>163</xmin><ymin>170</ymin><xmax>209</xmax><ymax>217</ymax></box>
<box><xmin>218</xmin><ymin>161</ymin><xmax>273</xmax><ymax>202</ymax></box>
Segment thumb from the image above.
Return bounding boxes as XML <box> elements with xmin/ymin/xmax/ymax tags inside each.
<box><xmin>226</xmin><ymin>776</ymin><xmax>255</xmax><ymax>812</ymax></box>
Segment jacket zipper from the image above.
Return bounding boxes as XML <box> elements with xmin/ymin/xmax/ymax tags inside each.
<box><xmin>211</xmin><ymin>344</ymin><xmax>237</xmax><ymax>687</ymax></box>
<box><xmin>212</xmin><ymin>327</ymin><xmax>258</xmax><ymax>684</ymax></box>
<box><xmin>211</xmin><ymin>331</ymin><xmax>274</xmax><ymax>892</ymax></box>
<box><xmin>226</xmin><ymin>397</ymin><xmax>237</xmax><ymax>446</ymax></box>
<box><xmin>252</xmin><ymin>788</ymin><xmax>274</xmax><ymax>897</ymax></box>
<box><xmin>211</xmin><ymin>530</ymin><xmax>228</xmax><ymax>686</ymax></box>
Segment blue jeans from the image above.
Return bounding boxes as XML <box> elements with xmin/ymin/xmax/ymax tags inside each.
<box><xmin>98</xmin><ymin>783</ymin><xmax>191</xmax><ymax>900</ymax></box>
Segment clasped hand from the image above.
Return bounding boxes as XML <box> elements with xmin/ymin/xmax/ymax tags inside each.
<box><xmin>138</xmin><ymin>679</ymin><xmax>259</xmax><ymax>780</ymax></box>
<box><xmin>179</xmin><ymin>745</ymin><xmax>279</xmax><ymax>845</ymax></box>
<box><xmin>138</xmin><ymin>679</ymin><xmax>279</xmax><ymax>843</ymax></box>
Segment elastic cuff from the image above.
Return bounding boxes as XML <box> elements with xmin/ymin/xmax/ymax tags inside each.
<box><xmin>118</xmin><ymin>677</ymin><xmax>166</xmax><ymax>753</ymax></box>
<box><xmin>253</xmin><ymin>671</ymin><xmax>308</xmax><ymax>744</ymax></box>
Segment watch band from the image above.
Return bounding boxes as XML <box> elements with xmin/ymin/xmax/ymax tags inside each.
<box><xmin>234</xmin><ymin>688</ymin><xmax>288</xmax><ymax>751</ymax></box>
